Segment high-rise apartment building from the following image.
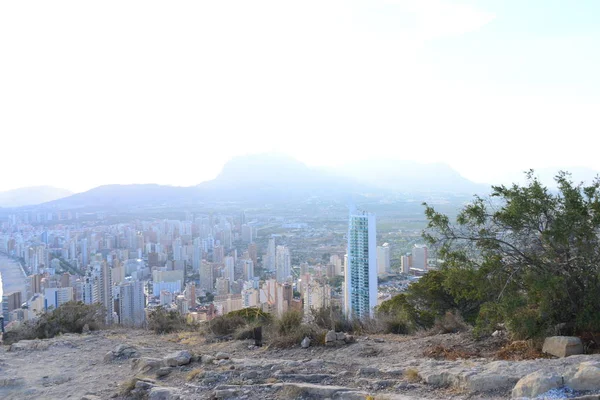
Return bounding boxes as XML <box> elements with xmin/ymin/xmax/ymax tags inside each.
<box><xmin>44</xmin><ymin>287</ymin><xmax>74</xmax><ymax>311</ymax></box>
<box><xmin>266</xmin><ymin>237</ymin><xmax>276</xmax><ymax>271</ymax></box>
<box><xmin>276</xmin><ymin>245</ymin><xmax>291</xmax><ymax>283</ymax></box>
<box><xmin>412</xmin><ymin>244</ymin><xmax>428</xmax><ymax>270</ymax></box>
<box><xmin>117</xmin><ymin>281</ymin><xmax>146</xmax><ymax>327</ymax></box>
<box><xmin>344</xmin><ymin>210</ymin><xmax>377</xmax><ymax>318</ymax></box>
<box><xmin>377</xmin><ymin>243</ymin><xmax>391</xmax><ymax>276</ymax></box>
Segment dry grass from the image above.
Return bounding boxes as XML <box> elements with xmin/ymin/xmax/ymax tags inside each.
<box><xmin>423</xmin><ymin>344</ymin><xmax>479</xmax><ymax>361</ymax></box>
<box><xmin>119</xmin><ymin>378</ymin><xmax>139</xmax><ymax>396</ymax></box>
<box><xmin>265</xmin><ymin>377</ymin><xmax>279</xmax><ymax>384</ymax></box>
<box><xmin>186</xmin><ymin>368</ymin><xmax>204</xmax><ymax>381</ymax></box>
<box><xmin>495</xmin><ymin>340</ymin><xmax>547</xmax><ymax>361</ymax></box>
<box><xmin>403</xmin><ymin>368</ymin><xmax>421</xmax><ymax>383</ymax></box>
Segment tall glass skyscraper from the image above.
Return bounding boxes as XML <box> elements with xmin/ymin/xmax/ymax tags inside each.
<box><xmin>345</xmin><ymin>210</ymin><xmax>377</xmax><ymax>319</ymax></box>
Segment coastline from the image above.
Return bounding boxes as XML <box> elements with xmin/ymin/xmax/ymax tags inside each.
<box><xmin>0</xmin><ymin>254</ymin><xmax>28</xmax><ymax>299</ymax></box>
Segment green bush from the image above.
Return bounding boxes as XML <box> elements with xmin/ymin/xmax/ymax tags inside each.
<box><xmin>3</xmin><ymin>301</ymin><xmax>105</xmax><ymax>344</ymax></box>
<box><xmin>147</xmin><ymin>306</ymin><xmax>186</xmax><ymax>334</ymax></box>
<box><xmin>423</xmin><ymin>170</ymin><xmax>600</xmax><ymax>338</ymax></box>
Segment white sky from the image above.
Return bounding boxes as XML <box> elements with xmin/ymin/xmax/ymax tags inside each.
<box><xmin>1</xmin><ymin>1</ymin><xmax>599</xmax><ymax>192</ymax></box>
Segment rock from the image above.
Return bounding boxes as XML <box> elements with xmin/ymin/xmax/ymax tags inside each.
<box><xmin>156</xmin><ymin>367</ymin><xmax>173</xmax><ymax>377</ymax></box>
<box><xmin>277</xmin><ymin>374</ymin><xmax>333</xmax><ymax>383</ymax></box>
<box><xmin>82</xmin><ymin>324</ymin><xmax>91</xmax><ymax>334</ymax></box>
<box><xmin>492</xmin><ymin>330</ymin><xmax>501</xmax><ymax>337</ymax></box>
<box><xmin>202</xmin><ymin>355</ymin><xmax>216</xmax><ymax>364</ymax></box>
<box><xmin>132</xmin><ymin>357</ymin><xmax>165</xmax><ymax>373</ymax></box>
<box><xmin>325</xmin><ymin>330</ymin><xmax>337</xmax><ymax>343</ymax></box>
<box><xmin>241</xmin><ymin>371</ymin><xmax>258</xmax><ymax>380</ymax></box>
<box><xmin>542</xmin><ymin>336</ymin><xmax>583</xmax><ymax>358</ymax></box>
<box><xmin>80</xmin><ymin>396</ymin><xmax>101</xmax><ymax>400</ymax></box>
<box><xmin>336</xmin><ymin>332</ymin><xmax>346</xmax><ymax>341</ymax></box>
<box><xmin>148</xmin><ymin>386</ymin><xmax>181</xmax><ymax>400</ymax></box>
<box><xmin>301</xmin><ymin>337</ymin><xmax>311</xmax><ymax>348</ymax></box>
<box><xmin>357</xmin><ymin>367</ymin><xmax>379</xmax><ymax>376</ymax></box>
<box><xmin>105</xmin><ymin>344</ymin><xmax>140</xmax><ymax>362</ymax></box>
<box><xmin>275</xmin><ymin>382</ymin><xmax>366</xmax><ymax>398</ymax></box>
<box><xmin>511</xmin><ymin>370</ymin><xmax>562</xmax><ymax>399</ymax></box>
<box><xmin>8</xmin><ymin>340</ymin><xmax>49</xmax><ymax>352</ymax></box>
<box><xmin>164</xmin><ymin>350</ymin><xmax>192</xmax><ymax>367</ymax></box>
<box><xmin>374</xmin><ymin>338</ymin><xmax>385</xmax><ymax>343</ymax></box>
<box><xmin>216</xmin><ymin>352</ymin><xmax>230</xmax><ymax>360</ymax></box>
<box><xmin>568</xmin><ymin>364</ymin><xmax>600</xmax><ymax>391</ymax></box>
<box><xmin>213</xmin><ymin>388</ymin><xmax>241</xmax><ymax>399</ymax></box>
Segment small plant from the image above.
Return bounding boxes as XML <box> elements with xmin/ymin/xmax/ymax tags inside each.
<box><xmin>404</xmin><ymin>368</ymin><xmax>421</xmax><ymax>383</ymax></box>
<box><xmin>119</xmin><ymin>378</ymin><xmax>139</xmax><ymax>396</ymax></box>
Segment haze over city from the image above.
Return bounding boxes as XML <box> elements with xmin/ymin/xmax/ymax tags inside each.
<box><xmin>2</xmin><ymin>1</ymin><xmax>600</xmax><ymax>192</ymax></box>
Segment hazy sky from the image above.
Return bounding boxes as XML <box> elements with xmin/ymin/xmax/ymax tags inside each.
<box><xmin>1</xmin><ymin>1</ymin><xmax>599</xmax><ymax>192</ymax></box>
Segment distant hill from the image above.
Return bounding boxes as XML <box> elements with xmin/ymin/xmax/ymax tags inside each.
<box><xmin>197</xmin><ymin>153</ymin><xmax>368</xmax><ymax>202</ymax></box>
<box><xmin>0</xmin><ymin>186</ymin><xmax>73</xmax><ymax>208</ymax></box>
<box><xmin>42</xmin><ymin>184</ymin><xmax>194</xmax><ymax>209</ymax></box>
<box><xmin>330</xmin><ymin>159</ymin><xmax>489</xmax><ymax>194</ymax></box>
<box><xmin>39</xmin><ymin>154</ymin><xmax>490</xmax><ymax>209</ymax></box>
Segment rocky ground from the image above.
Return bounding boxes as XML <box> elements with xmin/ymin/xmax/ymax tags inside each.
<box><xmin>2</xmin><ymin>329</ymin><xmax>600</xmax><ymax>400</ymax></box>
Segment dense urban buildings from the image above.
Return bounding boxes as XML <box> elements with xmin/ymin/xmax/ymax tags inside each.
<box><xmin>0</xmin><ymin>200</ymin><xmax>429</xmax><ymax>332</ymax></box>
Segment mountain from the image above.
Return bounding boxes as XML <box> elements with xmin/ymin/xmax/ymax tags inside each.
<box><xmin>42</xmin><ymin>184</ymin><xmax>194</xmax><ymax>209</ymax></box>
<box><xmin>38</xmin><ymin>154</ymin><xmax>488</xmax><ymax>209</ymax></box>
<box><xmin>330</xmin><ymin>159</ymin><xmax>489</xmax><ymax>194</ymax></box>
<box><xmin>0</xmin><ymin>186</ymin><xmax>73</xmax><ymax>208</ymax></box>
<box><xmin>197</xmin><ymin>153</ymin><xmax>368</xmax><ymax>201</ymax></box>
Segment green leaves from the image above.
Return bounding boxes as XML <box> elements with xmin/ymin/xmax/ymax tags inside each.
<box><xmin>422</xmin><ymin>170</ymin><xmax>600</xmax><ymax>338</ymax></box>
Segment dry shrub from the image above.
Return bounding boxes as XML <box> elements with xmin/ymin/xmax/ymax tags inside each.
<box><xmin>431</xmin><ymin>311</ymin><xmax>469</xmax><ymax>335</ymax></box>
<box><xmin>186</xmin><ymin>368</ymin><xmax>205</xmax><ymax>381</ymax></box>
<box><xmin>495</xmin><ymin>340</ymin><xmax>546</xmax><ymax>361</ymax></box>
<box><xmin>119</xmin><ymin>378</ymin><xmax>139</xmax><ymax>396</ymax></box>
<box><xmin>404</xmin><ymin>368</ymin><xmax>421</xmax><ymax>382</ymax></box>
<box><xmin>423</xmin><ymin>344</ymin><xmax>479</xmax><ymax>361</ymax></box>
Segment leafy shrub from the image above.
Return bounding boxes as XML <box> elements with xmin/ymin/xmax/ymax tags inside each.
<box><xmin>422</xmin><ymin>171</ymin><xmax>600</xmax><ymax>338</ymax></box>
<box><xmin>147</xmin><ymin>306</ymin><xmax>186</xmax><ymax>334</ymax></box>
<box><xmin>3</xmin><ymin>301</ymin><xmax>105</xmax><ymax>344</ymax></box>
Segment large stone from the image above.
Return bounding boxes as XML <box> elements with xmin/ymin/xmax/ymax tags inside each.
<box><xmin>216</xmin><ymin>352</ymin><xmax>230</xmax><ymax>360</ymax></box>
<box><xmin>156</xmin><ymin>367</ymin><xmax>173</xmax><ymax>378</ymax></box>
<box><xmin>164</xmin><ymin>350</ymin><xmax>192</xmax><ymax>367</ymax></box>
<box><xmin>325</xmin><ymin>330</ymin><xmax>337</xmax><ymax>343</ymax></box>
<box><xmin>357</xmin><ymin>367</ymin><xmax>379</xmax><ymax>376</ymax></box>
<box><xmin>301</xmin><ymin>337</ymin><xmax>311</xmax><ymax>348</ymax></box>
<box><xmin>542</xmin><ymin>336</ymin><xmax>583</xmax><ymax>358</ymax></box>
<box><xmin>8</xmin><ymin>340</ymin><xmax>49</xmax><ymax>352</ymax></box>
<box><xmin>132</xmin><ymin>357</ymin><xmax>165</xmax><ymax>373</ymax></box>
<box><xmin>568</xmin><ymin>364</ymin><xmax>600</xmax><ymax>391</ymax></box>
<box><xmin>148</xmin><ymin>387</ymin><xmax>181</xmax><ymax>400</ymax></box>
<box><xmin>511</xmin><ymin>370</ymin><xmax>562</xmax><ymax>399</ymax></box>
<box><xmin>202</xmin><ymin>355</ymin><xmax>216</xmax><ymax>364</ymax></box>
<box><xmin>105</xmin><ymin>344</ymin><xmax>140</xmax><ymax>362</ymax></box>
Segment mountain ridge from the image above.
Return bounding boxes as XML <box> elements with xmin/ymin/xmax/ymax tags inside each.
<box><xmin>13</xmin><ymin>154</ymin><xmax>495</xmax><ymax>209</ymax></box>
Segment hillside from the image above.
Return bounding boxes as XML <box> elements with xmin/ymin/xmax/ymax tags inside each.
<box><xmin>0</xmin><ymin>186</ymin><xmax>72</xmax><ymax>208</ymax></box>
<box><xmin>2</xmin><ymin>329</ymin><xmax>600</xmax><ymax>399</ymax></box>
